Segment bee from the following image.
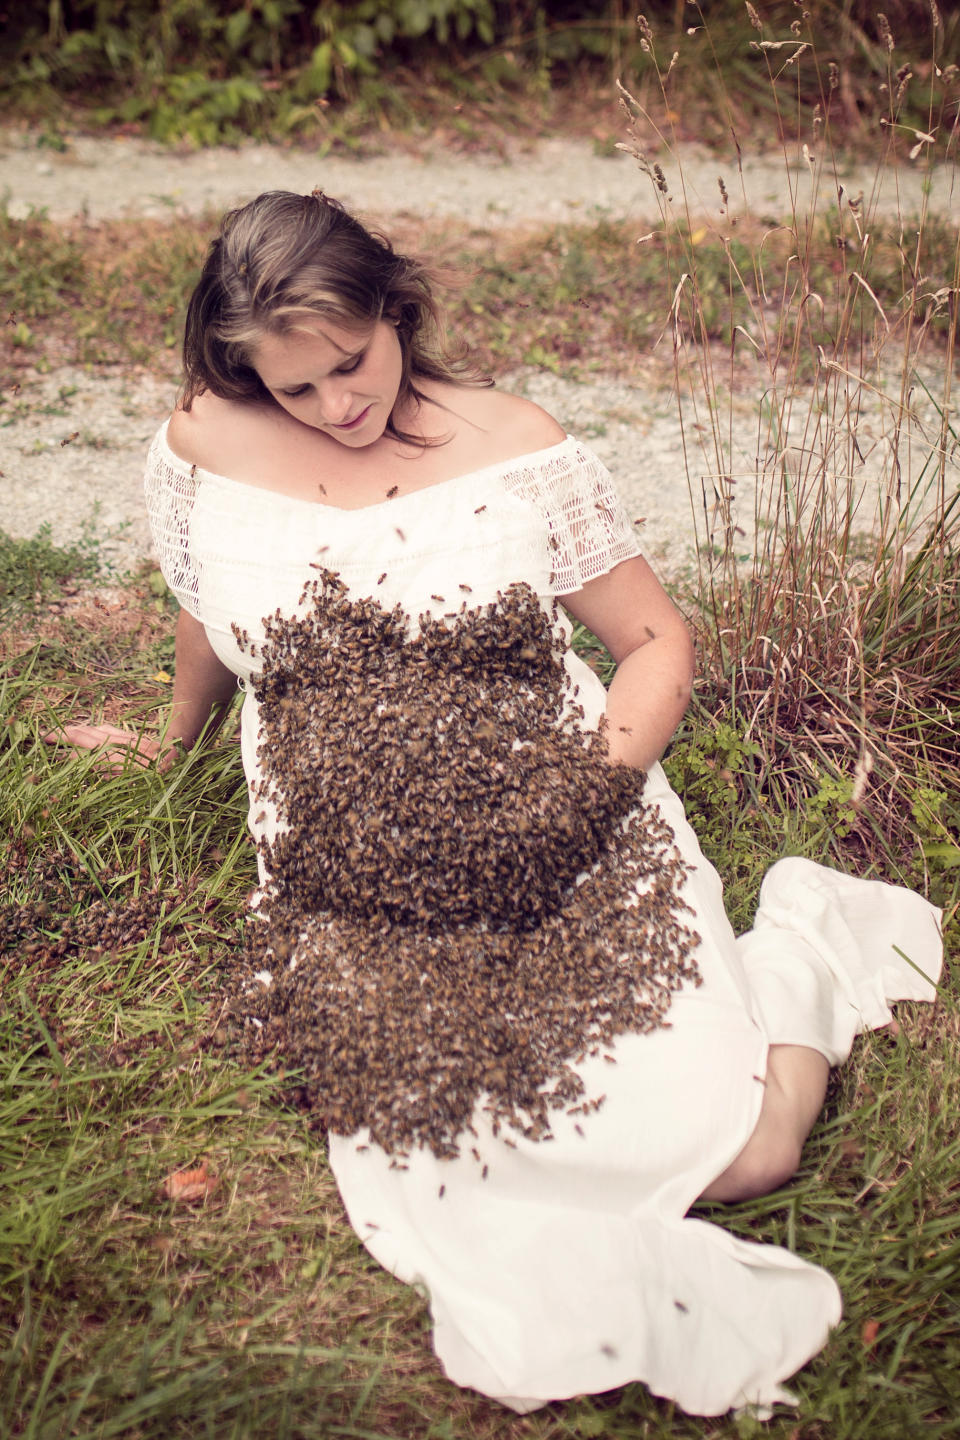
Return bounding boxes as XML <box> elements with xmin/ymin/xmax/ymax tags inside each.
<box><xmin>431</xmin><ymin>595</ymin><xmax>444</xmax><ymax>603</ymax></box>
<box><xmin>9</xmin><ymin>382</ymin><xmax>20</xmax><ymax>396</ymax></box>
<box><xmin>377</xmin><ymin>573</ymin><xmax>387</xmax><ymax>585</ymax></box>
<box><xmin>386</xmin><ymin>485</ymin><xmax>399</xmax><ymax>498</ymax></box>
<box><xmin>674</xmin><ymin>1300</ymin><xmax>689</xmax><ymax>1314</ymax></box>
<box><xmin>438</xmin><ymin>1184</ymin><xmax>446</xmax><ymax>1198</ymax></box>
<box><xmin>60</xmin><ymin>431</ymin><xmax>79</xmax><ymax>447</ymax></box>
<box><xmin>318</xmin><ymin>482</ymin><xmax>327</xmax><ymax>496</ymax></box>
<box><xmin>190</xmin><ymin>462</ymin><xmax>198</xmax><ymax>478</ymax></box>
<box><xmin>395</xmin><ymin>527</ymin><xmax>405</xmax><ymax>542</ymax></box>
<box><xmin>474</xmin><ymin>505</ymin><xmax>487</xmax><ymax>514</ymax></box>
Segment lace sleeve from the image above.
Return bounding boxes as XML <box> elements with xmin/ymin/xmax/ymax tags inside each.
<box><xmin>504</xmin><ymin>438</ymin><xmax>643</xmax><ymax>594</ymax></box>
<box><xmin>142</xmin><ymin>424</ymin><xmax>203</xmax><ymax>620</ymax></box>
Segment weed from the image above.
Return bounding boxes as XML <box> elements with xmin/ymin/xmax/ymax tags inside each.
<box><xmin>0</xmin><ymin>524</ymin><xmax>100</xmax><ymax>611</ymax></box>
<box><xmin>0</xmin><ymin>204</ymin><xmax>85</xmax><ymax>328</ymax></box>
<box><xmin>617</xmin><ymin>2</ymin><xmax>960</xmax><ymax>881</ymax></box>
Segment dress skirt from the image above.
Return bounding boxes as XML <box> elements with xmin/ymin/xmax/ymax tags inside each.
<box><xmin>328</xmin><ymin>763</ymin><xmax>943</xmax><ymax>1416</ymax></box>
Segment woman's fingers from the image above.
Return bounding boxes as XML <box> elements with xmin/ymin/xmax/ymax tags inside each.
<box><xmin>42</xmin><ymin>723</ymin><xmax>170</xmax><ymax>773</ymax></box>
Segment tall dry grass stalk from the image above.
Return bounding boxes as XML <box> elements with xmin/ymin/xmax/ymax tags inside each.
<box><xmin>620</xmin><ymin>2</ymin><xmax>959</xmax><ymax>870</ymax></box>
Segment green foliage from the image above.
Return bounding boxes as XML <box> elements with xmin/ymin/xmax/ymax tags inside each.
<box><xmin>0</xmin><ymin>524</ymin><xmax>100</xmax><ymax>612</ymax></box>
<box><xmin>661</xmin><ymin>716</ymin><xmax>773</xmax><ymax>925</ymax></box>
<box><xmin>0</xmin><ymin>204</ymin><xmax>85</xmax><ymax>323</ymax></box>
<box><xmin>628</xmin><ymin>0</ymin><xmax>960</xmax><ymax>143</ymax></box>
<box><xmin>910</xmin><ymin>782</ymin><xmax>960</xmax><ymax>910</ymax></box>
<box><xmin>3</xmin><ymin>0</ymin><xmax>957</xmax><ymax>142</ymax></box>
<box><xmin>806</xmin><ymin>769</ymin><xmax>858</xmax><ymax>838</ymax></box>
<box><xmin>1</xmin><ymin>0</ymin><xmax>622</xmax><ymax>143</ymax></box>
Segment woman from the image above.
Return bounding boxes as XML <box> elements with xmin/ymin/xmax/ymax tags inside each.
<box><xmin>58</xmin><ymin>190</ymin><xmax>942</xmax><ymax>1416</ymax></box>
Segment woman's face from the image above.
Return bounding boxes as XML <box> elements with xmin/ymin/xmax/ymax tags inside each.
<box><xmin>250</xmin><ymin>316</ymin><xmax>404</xmax><ymax>447</ymax></box>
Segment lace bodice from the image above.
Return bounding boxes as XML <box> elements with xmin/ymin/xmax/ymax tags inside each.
<box><xmin>144</xmin><ymin>422</ymin><xmax>642</xmax><ymax>653</ymax></box>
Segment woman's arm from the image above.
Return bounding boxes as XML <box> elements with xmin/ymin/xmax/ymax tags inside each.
<box><xmin>562</xmin><ymin>556</ymin><xmax>694</xmax><ymax>772</ymax></box>
<box><xmin>167</xmin><ymin>609</ymin><xmax>238</xmax><ymax>749</ymax></box>
<box><xmin>45</xmin><ymin>610</ymin><xmax>237</xmax><ymax>768</ymax></box>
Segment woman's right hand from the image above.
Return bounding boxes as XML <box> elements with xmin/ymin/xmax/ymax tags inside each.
<box><xmin>42</xmin><ymin>722</ymin><xmax>178</xmax><ymax>774</ymax></box>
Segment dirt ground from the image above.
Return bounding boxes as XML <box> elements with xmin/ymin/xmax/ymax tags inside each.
<box><xmin>0</xmin><ymin>124</ymin><xmax>955</xmax><ymax>580</ymax></box>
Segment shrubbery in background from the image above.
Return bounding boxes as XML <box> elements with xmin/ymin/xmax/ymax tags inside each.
<box><xmin>2</xmin><ymin>0</ymin><xmax>958</xmax><ymax>143</ymax></box>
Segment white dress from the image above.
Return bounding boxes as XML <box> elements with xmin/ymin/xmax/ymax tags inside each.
<box><xmin>145</xmin><ymin>422</ymin><xmax>943</xmax><ymax>1417</ymax></box>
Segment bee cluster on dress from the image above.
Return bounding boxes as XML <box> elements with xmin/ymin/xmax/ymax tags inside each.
<box><xmin>227</xmin><ymin>572</ymin><xmax>701</xmax><ymax>1160</ymax></box>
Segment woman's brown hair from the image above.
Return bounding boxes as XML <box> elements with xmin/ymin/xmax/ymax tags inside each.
<box><xmin>181</xmin><ymin>190</ymin><xmax>487</xmax><ymax>444</ymax></box>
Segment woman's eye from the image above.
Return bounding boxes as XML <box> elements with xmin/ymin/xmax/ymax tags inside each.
<box><xmin>338</xmin><ymin>353</ymin><xmax>363</xmax><ymax>375</ymax></box>
<box><xmin>282</xmin><ymin>385</ymin><xmax>309</xmax><ymax>398</ymax></box>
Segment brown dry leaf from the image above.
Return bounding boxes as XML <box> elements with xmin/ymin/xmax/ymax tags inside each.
<box><xmin>160</xmin><ymin>1161</ymin><xmax>219</xmax><ymax>1203</ymax></box>
<box><xmin>861</xmin><ymin>1318</ymin><xmax>880</xmax><ymax>1348</ymax></box>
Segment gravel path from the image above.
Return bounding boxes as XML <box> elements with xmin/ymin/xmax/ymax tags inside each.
<box><xmin>1</xmin><ymin>127</ymin><xmax>955</xmax><ymax>580</ymax></box>
<box><xmin>2</xmin><ymin>128</ymin><xmax>955</xmax><ymax>227</ymax></box>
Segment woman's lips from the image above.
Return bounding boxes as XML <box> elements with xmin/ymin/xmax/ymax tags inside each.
<box><xmin>332</xmin><ymin>405</ymin><xmax>372</xmax><ymax>431</ymax></box>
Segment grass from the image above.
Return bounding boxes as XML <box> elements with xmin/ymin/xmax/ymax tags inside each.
<box><xmin>0</xmin><ymin>525</ymin><xmax>101</xmax><ymax>612</ymax></box>
<box><xmin>614</xmin><ymin>3</ymin><xmax>960</xmax><ymax>894</ymax></box>
<box><xmin>3</xmin><ymin>205</ymin><xmax>958</xmax><ymax>385</ymax></box>
<box><xmin>1</xmin><ymin>565</ymin><xmax>958</xmax><ymax>1440</ymax></box>
<box><xmin>3</xmin><ymin>1</ymin><xmax>960</xmax><ymax>1431</ymax></box>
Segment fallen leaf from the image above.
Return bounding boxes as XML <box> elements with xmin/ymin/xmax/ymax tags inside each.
<box><xmin>861</xmin><ymin>1319</ymin><xmax>880</xmax><ymax>1348</ymax></box>
<box><xmin>152</xmin><ymin>670</ymin><xmax>172</xmax><ymax>684</ymax></box>
<box><xmin>161</xmin><ymin>1161</ymin><xmax>219</xmax><ymax>1203</ymax></box>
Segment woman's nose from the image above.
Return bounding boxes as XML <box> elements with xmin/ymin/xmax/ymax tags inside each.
<box><xmin>318</xmin><ymin>378</ymin><xmax>352</xmax><ymax>424</ymax></box>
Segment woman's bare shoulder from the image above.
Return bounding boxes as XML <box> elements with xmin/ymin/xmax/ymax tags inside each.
<box><xmin>439</xmin><ymin>384</ymin><xmax>566</xmax><ymax>452</ymax></box>
<box><xmin>167</xmin><ymin>391</ymin><xmax>281</xmax><ymax>472</ymax></box>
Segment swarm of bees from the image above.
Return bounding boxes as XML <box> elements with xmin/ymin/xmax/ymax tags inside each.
<box><xmin>227</xmin><ymin>573</ymin><xmax>701</xmax><ymax>1159</ymax></box>
<box><xmin>1</xmin><ymin>843</ymin><xmax>186</xmax><ymax>976</ymax></box>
